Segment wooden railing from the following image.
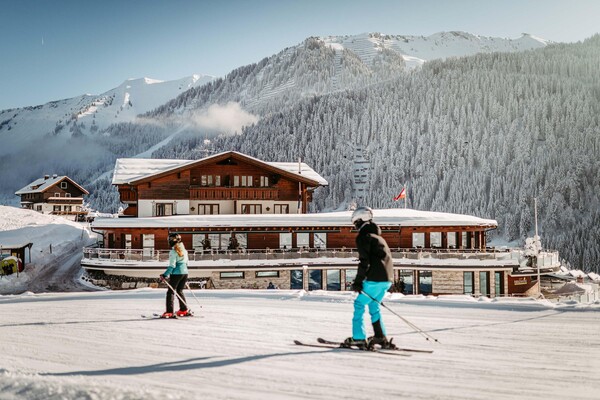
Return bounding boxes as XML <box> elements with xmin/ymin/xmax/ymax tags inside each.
<box><xmin>190</xmin><ymin>187</ymin><xmax>280</xmax><ymax>200</ymax></box>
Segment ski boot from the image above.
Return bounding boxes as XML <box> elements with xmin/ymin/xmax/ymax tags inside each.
<box><xmin>176</xmin><ymin>309</ymin><xmax>193</xmax><ymax>317</ymax></box>
<box><xmin>368</xmin><ymin>320</ymin><xmax>398</xmax><ymax>349</ymax></box>
<box><xmin>160</xmin><ymin>312</ymin><xmax>176</xmax><ymax>319</ymax></box>
<box><xmin>367</xmin><ymin>336</ymin><xmax>398</xmax><ymax>350</ymax></box>
<box><xmin>341</xmin><ymin>337</ymin><xmax>368</xmax><ymax>350</ymax></box>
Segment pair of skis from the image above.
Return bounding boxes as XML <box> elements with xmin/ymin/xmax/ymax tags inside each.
<box><xmin>141</xmin><ymin>313</ymin><xmax>196</xmax><ymax>319</ymax></box>
<box><xmin>294</xmin><ymin>338</ymin><xmax>433</xmax><ymax>357</ymax></box>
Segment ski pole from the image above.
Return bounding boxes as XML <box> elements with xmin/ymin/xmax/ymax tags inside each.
<box><xmin>160</xmin><ymin>277</ymin><xmax>190</xmax><ymax>310</ymax></box>
<box><xmin>361</xmin><ymin>290</ymin><xmax>439</xmax><ymax>343</ymax></box>
<box><xmin>185</xmin><ymin>282</ymin><xmax>203</xmax><ymax>309</ymax></box>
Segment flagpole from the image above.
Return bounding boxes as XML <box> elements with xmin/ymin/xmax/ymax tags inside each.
<box><xmin>404</xmin><ymin>184</ymin><xmax>407</xmax><ymax>209</ymax></box>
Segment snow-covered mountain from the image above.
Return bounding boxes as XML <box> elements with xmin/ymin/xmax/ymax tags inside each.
<box><xmin>322</xmin><ymin>32</ymin><xmax>548</xmax><ymax>68</ymax></box>
<box><xmin>0</xmin><ymin>74</ymin><xmax>214</xmax><ymax>156</ymax></box>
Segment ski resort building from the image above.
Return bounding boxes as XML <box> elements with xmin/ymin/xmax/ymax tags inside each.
<box><xmin>82</xmin><ymin>151</ymin><xmax>561</xmax><ymax>296</ymax></box>
<box><xmin>15</xmin><ymin>174</ymin><xmax>89</xmax><ymax>219</ymax></box>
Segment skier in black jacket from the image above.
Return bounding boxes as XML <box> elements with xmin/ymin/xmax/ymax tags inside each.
<box><xmin>344</xmin><ymin>206</ymin><xmax>395</xmax><ymax>349</ymax></box>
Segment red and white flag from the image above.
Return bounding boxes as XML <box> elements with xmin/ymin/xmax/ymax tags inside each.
<box><xmin>393</xmin><ymin>187</ymin><xmax>406</xmax><ymax>201</ymax></box>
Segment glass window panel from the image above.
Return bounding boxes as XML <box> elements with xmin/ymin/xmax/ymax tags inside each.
<box><xmin>447</xmin><ymin>232</ymin><xmax>457</xmax><ymax>248</ymax></box>
<box><xmin>412</xmin><ymin>232</ymin><xmax>425</xmax><ymax>248</ymax></box>
<box><xmin>326</xmin><ymin>269</ymin><xmax>341</xmax><ymax>291</ymax></box>
<box><xmin>297</xmin><ymin>232</ymin><xmax>309</xmax><ymax>248</ymax></box>
<box><xmin>235</xmin><ymin>233</ymin><xmax>247</xmax><ymax>249</ymax></box>
<box><xmin>208</xmin><ymin>234</ymin><xmax>220</xmax><ymax>250</ymax></box>
<box><xmin>418</xmin><ymin>270</ymin><xmax>432</xmax><ymax>295</ymax></box>
<box><xmin>430</xmin><ymin>232</ymin><xmax>442</xmax><ymax>248</ymax></box>
<box><xmin>192</xmin><ymin>234</ymin><xmax>204</xmax><ymax>251</ymax></box>
<box><xmin>479</xmin><ymin>271</ymin><xmax>489</xmax><ymax>296</ymax></box>
<box><xmin>314</xmin><ymin>232</ymin><xmax>327</xmax><ymax>249</ymax></box>
<box><xmin>280</xmin><ymin>233</ymin><xmax>292</xmax><ymax>249</ymax></box>
<box><xmin>345</xmin><ymin>269</ymin><xmax>357</xmax><ymax>290</ymax></box>
<box><xmin>495</xmin><ymin>272</ymin><xmax>504</xmax><ymax>296</ymax></box>
<box><xmin>462</xmin><ymin>232</ymin><xmax>468</xmax><ymax>248</ymax></box>
<box><xmin>399</xmin><ymin>270</ymin><xmax>413</xmax><ymax>294</ymax></box>
<box><xmin>256</xmin><ymin>271</ymin><xmax>279</xmax><ymax>278</ymax></box>
<box><xmin>125</xmin><ymin>234</ymin><xmax>132</xmax><ymax>250</ymax></box>
<box><xmin>463</xmin><ymin>272</ymin><xmax>474</xmax><ymax>294</ymax></box>
<box><xmin>290</xmin><ymin>270</ymin><xmax>303</xmax><ymax>289</ymax></box>
<box><xmin>220</xmin><ymin>271</ymin><xmax>244</xmax><ymax>279</ymax></box>
<box><xmin>308</xmin><ymin>270</ymin><xmax>322</xmax><ymax>291</ymax></box>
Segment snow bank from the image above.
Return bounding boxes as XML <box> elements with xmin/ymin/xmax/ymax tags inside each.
<box><xmin>0</xmin><ymin>206</ymin><xmax>96</xmax><ymax>294</ymax></box>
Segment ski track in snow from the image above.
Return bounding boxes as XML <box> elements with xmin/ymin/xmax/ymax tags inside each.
<box><xmin>0</xmin><ymin>290</ymin><xmax>599</xmax><ymax>400</ymax></box>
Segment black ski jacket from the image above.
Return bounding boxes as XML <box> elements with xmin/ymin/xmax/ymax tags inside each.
<box><xmin>355</xmin><ymin>221</ymin><xmax>394</xmax><ymax>284</ymax></box>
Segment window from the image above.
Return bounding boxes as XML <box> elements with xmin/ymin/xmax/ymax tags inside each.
<box><xmin>142</xmin><ymin>234</ymin><xmax>154</xmax><ymax>257</ymax></box>
<box><xmin>53</xmin><ymin>205</ymin><xmax>61</xmax><ymax>212</ymax></box>
<box><xmin>464</xmin><ymin>272</ymin><xmax>474</xmax><ymax>294</ymax></box>
<box><xmin>55</xmin><ymin>193</ymin><xmax>61</xmax><ymax>198</ymax></box>
<box><xmin>274</xmin><ymin>204</ymin><xmax>289</xmax><ymax>214</ymax></box>
<box><xmin>220</xmin><ymin>271</ymin><xmax>244</xmax><ymax>279</ymax></box>
<box><xmin>308</xmin><ymin>270</ymin><xmax>322</xmax><ymax>291</ymax></box>
<box><xmin>36</xmin><ymin>205</ymin><xmax>42</xmax><ymax>211</ymax></box>
<box><xmin>256</xmin><ymin>271</ymin><xmax>279</xmax><ymax>278</ymax></box>
<box><xmin>447</xmin><ymin>232</ymin><xmax>457</xmax><ymax>248</ymax></box>
<box><xmin>345</xmin><ymin>269</ymin><xmax>357</xmax><ymax>290</ymax></box>
<box><xmin>326</xmin><ymin>270</ymin><xmax>341</xmax><ymax>291</ymax></box>
<box><xmin>462</xmin><ymin>232</ymin><xmax>468</xmax><ymax>248</ymax></box>
<box><xmin>314</xmin><ymin>233</ymin><xmax>327</xmax><ymax>249</ymax></box>
<box><xmin>233</xmin><ymin>176</ymin><xmax>240</xmax><ymax>187</ymax></box>
<box><xmin>234</xmin><ymin>233</ymin><xmax>247</xmax><ymax>249</ymax></box>
<box><xmin>60</xmin><ymin>181</ymin><xmax>67</xmax><ymax>189</ymax></box>
<box><xmin>124</xmin><ymin>234</ymin><xmax>132</xmax><ymax>250</ymax></box>
<box><xmin>412</xmin><ymin>232</ymin><xmax>425</xmax><ymax>248</ymax></box>
<box><xmin>297</xmin><ymin>232</ymin><xmax>309</xmax><ymax>248</ymax></box>
<box><xmin>192</xmin><ymin>234</ymin><xmax>205</xmax><ymax>252</ymax></box>
<box><xmin>64</xmin><ymin>205</ymin><xmax>72</xmax><ymax>212</ymax></box>
<box><xmin>198</xmin><ymin>204</ymin><xmax>219</xmax><ymax>215</ymax></box>
<box><xmin>279</xmin><ymin>233</ymin><xmax>292</xmax><ymax>249</ymax></box>
<box><xmin>201</xmin><ymin>175</ymin><xmax>213</xmax><ymax>186</ymax></box>
<box><xmin>242</xmin><ymin>204</ymin><xmax>262</xmax><ymax>214</ymax></box>
<box><xmin>399</xmin><ymin>270</ymin><xmax>413</xmax><ymax>294</ymax></box>
<box><xmin>156</xmin><ymin>203</ymin><xmax>173</xmax><ymax>216</ymax></box>
<box><xmin>418</xmin><ymin>270</ymin><xmax>432</xmax><ymax>295</ymax></box>
<box><xmin>65</xmin><ymin>193</ymin><xmax>71</xmax><ymax>197</ymax></box>
<box><xmin>494</xmin><ymin>272</ymin><xmax>504</xmax><ymax>297</ymax></box>
<box><xmin>430</xmin><ymin>232</ymin><xmax>442</xmax><ymax>248</ymax></box>
<box><xmin>290</xmin><ymin>270</ymin><xmax>304</xmax><ymax>289</ymax></box>
<box><xmin>479</xmin><ymin>271</ymin><xmax>490</xmax><ymax>296</ymax></box>
<box><xmin>260</xmin><ymin>176</ymin><xmax>269</xmax><ymax>187</ymax></box>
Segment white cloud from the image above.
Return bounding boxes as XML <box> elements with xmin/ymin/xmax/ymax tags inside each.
<box><xmin>190</xmin><ymin>102</ymin><xmax>259</xmax><ymax>135</ymax></box>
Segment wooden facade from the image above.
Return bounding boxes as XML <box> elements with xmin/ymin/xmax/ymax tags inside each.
<box><xmin>114</xmin><ymin>152</ymin><xmax>323</xmax><ymax>217</ymax></box>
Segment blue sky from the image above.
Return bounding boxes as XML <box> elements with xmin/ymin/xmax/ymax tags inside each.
<box><xmin>1</xmin><ymin>0</ymin><xmax>599</xmax><ymax>110</ymax></box>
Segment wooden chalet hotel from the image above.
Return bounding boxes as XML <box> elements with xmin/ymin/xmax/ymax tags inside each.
<box><xmin>83</xmin><ymin>151</ymin><xmax>561</xmax><ymax>296</ymax></box>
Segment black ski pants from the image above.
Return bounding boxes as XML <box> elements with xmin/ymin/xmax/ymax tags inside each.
<box><xmin>166</xmin><ymin>274</ymin><xmax>188</xmax><ymax>313</ymax></box>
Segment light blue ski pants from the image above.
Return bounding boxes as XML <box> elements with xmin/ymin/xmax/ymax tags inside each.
<box><xmin>352</xmin><ymin>280</ymin><xmax>392</xmax><ymax>340</ymax></box>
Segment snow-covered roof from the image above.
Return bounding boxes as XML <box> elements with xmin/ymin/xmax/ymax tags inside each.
<box><xmin>92</xmin><ymin>208</ymin><xmax>497</xmax><ymax>229</ymax></box>
<box><xmin>111</xmin><ymin>151</ymin><xmax>328</xmax><ymax>186</ymax></box>
<box><xmin>15</xmin><ymin>176</ymin><xmax>89</xmax><ymax>195</ymax></box>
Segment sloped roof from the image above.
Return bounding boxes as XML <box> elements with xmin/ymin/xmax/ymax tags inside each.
<box><xmin>111</xmin><ymin>151</ymin><xmax>328</xmax><ymax>187</ymax></box>
<box><xmin>15</xmin><ymin>176</ymin><xmax>89</xmax><ymax>195</ymax></box>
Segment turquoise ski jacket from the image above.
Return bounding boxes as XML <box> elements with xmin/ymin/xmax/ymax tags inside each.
<box><xmin>162</xmin><ymin>244</ymin><xmax>189</xmax><ymax>277</ymax></box>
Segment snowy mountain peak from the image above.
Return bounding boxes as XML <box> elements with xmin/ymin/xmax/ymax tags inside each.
<box><xmin>320</xmin><ymin>31</ymin><xmax>549</xmax><ymax>69</ymax></box>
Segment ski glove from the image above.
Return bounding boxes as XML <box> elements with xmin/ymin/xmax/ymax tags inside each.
<box><xmin>352</xmin><ymin>279</ymin><xmax>363</xmax><ymax>293</ymax></box>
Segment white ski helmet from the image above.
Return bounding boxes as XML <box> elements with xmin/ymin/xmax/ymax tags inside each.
<box><xmin>351</xmin><ymin>206</ymin><xmax>373</xmax><ymax>225</ymax></box>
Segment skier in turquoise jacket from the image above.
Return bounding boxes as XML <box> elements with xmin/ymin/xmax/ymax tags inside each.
<box><xmin>160</xmin><ymin>233</ymin><xmax>192</xmax><ymax>318</ymax></box>
<box><xmin>344</xmin><ymin>207</ymin><xmax>395</xmax><ymax>349</ymax></box>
